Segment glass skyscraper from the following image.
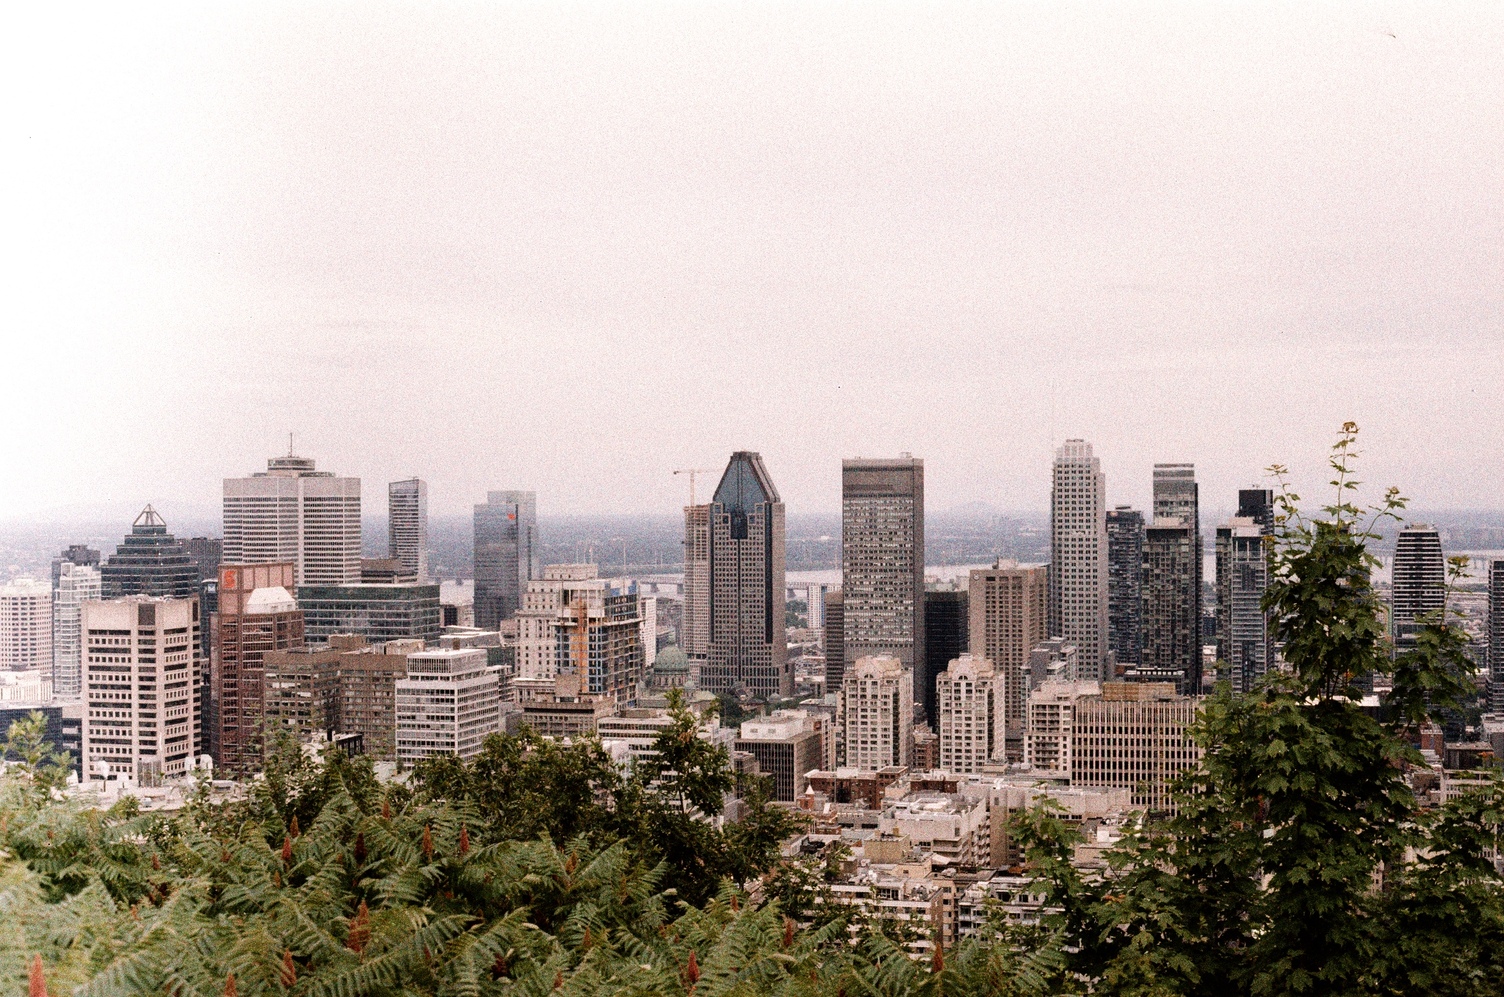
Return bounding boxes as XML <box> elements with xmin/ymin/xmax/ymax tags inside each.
<box><xmin>473</xmin><ymin>490</ymin><xmax>538</xmax><ymax>628</ymax></box>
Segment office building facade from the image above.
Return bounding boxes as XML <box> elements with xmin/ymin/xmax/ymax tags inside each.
<box><xmin>842</xmin><ymin>654</ymin><xmax>913</xmax><ymax>770</ymax></box>
<box><xmin>1105</xmin><ymin>506</ymin><xmax>1144</xmax><ymax>668</ymax></box>
<box><xmin>735</xmin><ymin>714</ymin><xmax>823</xmax><ymax>801</ymax></box>
<box><xmin>841</xmin><ymin>456</ymin><xmax>925</xmax><ymax>713</ymax></box>
<box><xmin>1490</xmin><ymin>560</ymin><xmax>1504</xmax><ymax>712</ymax></box>
<box><xmin>51</xmin><ymin>560</ymin><xmax>101</xmax><ymax>698</ymax></box>
<box><xmin>295</xmin><ymin>583</ymin><xmax>442</xmax><ymax>644</ymax></box>
<box><xmin>1049</xmin><ymin>441</ymin><xmax>1109</xmax><ymax>681</ymax></box>
<box><xmin>823</xmin><ymin>590</ymin><xmax>845</xmax><ymax>692</ymax></box>
<box><xmin>1150</xmin><ymin>464</ymin><xmax>1202</xmax><ymax>672</ymax></box>
<box><xmin>1024</xmin><ymin>679</ymin><xmax>1100</xmax><ymax>776</ymax></box>
<box><xmin>473</xmin><ymin>490</ymin><xmax>538</xmax><ymax>628</ymax></box>
<box><xmin>81</xmin><ymin>596</ymin><xmax>201</xmax><ymax>783</ymax></box>
<box><xmin>922</xmin><ymin>586</ymin><xmax>969</xmax><ymax>729</ymax></box>
<box><xmin>213</xmin><ymin>563</ymin><xmax>305</xmax><ymax>773</ymax></box>
<box><xmin>684</xmin><ymin>452</ymin><xmax>790</xmax><ymax>699</ymax></box>
<box><xmin>1140</xmin><ymin>518</ymin><xmax>1200</xmax><ymax>692</ymax></box>
<box><xmin>1071</xmin><ymin>682</ymin><xmax>1202</xmax><ymax>813</ymax></box>
<box><xmin>935</xmin><ymin>654</ymin><xmax>1003</xmax><ymax>773</ymax></box>
<box><xmin>1391</xmin><ymin>526</ymin><xmax>1446</xmax><ymax>656</ymax></box>
<box><xmin>967</xmin><ymin>563</ymin><xmax>1048</xmax><ymax>733</ymax></box>
<box><xmin>395</xmin><ymin>648</ymin><xmax>501</xmax><ymax>764</ymax></box>
<box><xmin>388</xmin><ymin>478</ymin><xmax>428</xmax><ymax>582</ymax></box>
<box><xmin>223</xmin><ymin>454</ymin><xmax>362</xmax><ymax>585</ymax></box>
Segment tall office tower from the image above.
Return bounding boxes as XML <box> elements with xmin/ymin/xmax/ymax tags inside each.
<box><xmin>841</xmin><ymin>457</ymin><xmax>925</xmax><ymax>712</ymax></box>
<box><xmin>81</xmin><ymin>595</ymin><xmax>201</xmax><ymax>784</ymax></box>
<box><xmin>1391</xmin><ymin>526</ymin><xmax>1446</xmax><ymax>656</ymax></box>
<box><xmin>515</xmin><ymin>564</ymin><xmax>643</xmax><ymax>702</ymax></box>
<box><xmin>923</xmin><ymin>586</ymin><xmax>969</xmax><ymax>729</ymax></box>
<box><xmin>395</xmin><ymin>648</ymin><xmax>502</xmax><ymax>764</ymax></box>
<box><xmin>823</xmin><ymin>590</ymin><xmax>845</xmax><ymax>692</ymax></box>
<box><xmin>695</xmin><ymin>452</ymin><xmax>790</xmax><ymax>699</ymax></box>
<box><xmin>968</xmin><ymin>563</ymin><xmax>1049</xmax><ymax>735</ymax></box>
<box><xmin>101</xmin><ymin>506</ymin><xmax>202</xmax><ymax>598</ymax></box>
<box><xmin>1152</xmin><ymin>464</ymin><xmax>1202</xmax><ymax>657</ymax></box>
<box><xmin>473</xmin><ymin>490</ymin><xmax>538</xmax><ymax>628</ymax></box>
<box><xmin>212</xmin><ymin>563</ymin><xmax>305</xmax><ymax>773</ymax></box>
<box><xmin>222</xmin><ymin>454</ymin><xmax>361</xmax><ymax>586</ymax></box>
<box><xmin>1106</xmin><ymin>507</ymin><xmax>1144</xmax><ymax>668</ymax></box>
<box><xmin>1238</xmin><ymin>488</ymin><xmax>1275</xmax><ymax>529</ymax></box>
<box><xmin>1215</xmin><ymin>517</ymin><xmax>1271</xmax><ymax>693</ymax></box>
<box><xmin>842</xmin><ymin>654</ymin><xmax>913</xmax><ymax>770</ymax></box>
<box><xmin>935</xmin><ymin>653</ymin><xmax>1003</xmax><ymax>773</ymax></box>
<box><xmin>1490</xmin><ymin>561</ymin><xmax>1504</xmax><ymax>712</ymax></box>
<box><xmin>388</xmin><ymin>478</ymin><xmax>428</xmax><ymax>582</ymax></box>
<box><xmin>681</xmin><ymin>504</ymin><xmax>712</xmax><ymax>673</ymax></box>
<box><xmin>1141</xmin><ymin>518</ymin><xmax>1200</xmax><ymax>693</ymax></box>
<box><xmin>0</xmin><ymin>579</ymin><xmax>52</xmax><ymax>671</ymax></box>
<box><xmin>1071</xmin><ymin>682</ymin><xmax>1202</xmax><ymax>814</ymax></box>
<box><xmin>51</xmin><ymin>561</ymin><xmax>101</xmax><ymax>697</ymax></box>
<box><xmin>1049</xmin><ymin>441</ymin><xmax>1109</xmax><ymax>681</ymax></box>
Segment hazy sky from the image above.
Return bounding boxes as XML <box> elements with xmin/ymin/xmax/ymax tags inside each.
<box><xmin>3</xmin><ymin>3</ymin><xmax>1500</xmax><ymax>525</ymax></box>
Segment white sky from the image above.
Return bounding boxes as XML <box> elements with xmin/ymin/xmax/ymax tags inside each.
<box><xmin>2</xmin><ymin>3</ymin><xmax>1500</xmax><ymax>524</ymax></box>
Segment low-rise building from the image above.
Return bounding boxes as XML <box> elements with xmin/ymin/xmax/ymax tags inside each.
<box><xmin>735</xmin><ymin>714</ymin><xmax>823</xmax><ymax>801</ymax></box>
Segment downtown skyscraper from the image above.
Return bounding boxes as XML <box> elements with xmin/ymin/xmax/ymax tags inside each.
<box><xmin>1391</xmin><ymin>525</ymin><xmax>1446</xmax><ymax>656</ymax></box>
<box><xmin>683</xmin><ymin>452</ymin><xmax>790</xmax><ymax>699</ymax></box>
<box><xmin>223</xmin><ymin>454</ymin><xmax>362</xmax><ymax>585</ymax></box>
<box><xmin>1049</xmin><ymin>441</ymin><xmax>1108</xmax><ymax>682</ymax></box>
<box><xmin>1217</xmin><ymin>488</ymin><xmax>1274</xmax><ymax>694</ymax></box>
<box><xmin>388</xmin><ymin>478</ymin><xmax>429</xmax><ymax>582</ymax></box>
<box><xmin>1106</xmin><ymin>506</ymin><xmax>1144</xmax><ymax>668</ymax></box>
<box><xmin>1490</xmin><ymin>560</ymin><xmax>1503</xmax><ymax>712</ymax></box>
<box><xmin>841</xmin><ymin>457</ymin><xmax>925</xmax><ymax>716</ymax></box>
<box><xmin>473</xmin><ymin>491</ymin><xmax>538</xmax><ymax>628</ymax></box>
<box><xmin>1144</xmin><ymin>464</ymin><xmax>1201</xmax><ymax>693</ymax></box>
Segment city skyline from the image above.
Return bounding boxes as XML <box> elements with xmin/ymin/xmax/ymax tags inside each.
<box><xmin>3</xmin><ymin>5</ymin><xmax>1500</xmax><ymax>524</ymax></box>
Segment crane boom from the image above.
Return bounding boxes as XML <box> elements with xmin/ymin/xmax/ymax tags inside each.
<box><xmin>672</xmin><ymin>467</ymin><xmax>715</xmax><ymax>507</ymax></box>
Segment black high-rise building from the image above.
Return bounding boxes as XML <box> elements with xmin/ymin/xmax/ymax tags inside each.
<box><xmin>101</xmin><ymin>506</ymin><xmax>202</xmax><ymax>599</ymax></box>
<box><xmin>1238</xmin><ymin>488</ymin><xmax>1275</xmax><ymax>529</ymax></box>
<box><xmin>823</xmin><ymin>590</ymin><xmax>845</xmax><ymax>693</ymax></box>
<box><xmin>1489</xmin><ymin>560</ymin><xmax>1503</xmax><ymax>712</ymax></box>
<box><xmin>922</xmin><ymin>586</ymin><xmax>969</xmax><ymax>729</ymax></box>
<box><xmin>1106</xmin><ymin>506</ymin><xmax>1144</xmax><ymax>668</ymax></box>
<box><xmin>51</xmin><ymin>544</ymin><xmax>100</xmax><ymax>588</ymax></box>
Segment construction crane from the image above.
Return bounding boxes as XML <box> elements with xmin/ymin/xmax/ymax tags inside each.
<box><xmin>673</xmin><ymin>468</ymin><xmax>716</xmax><ymax>507</ymax></box>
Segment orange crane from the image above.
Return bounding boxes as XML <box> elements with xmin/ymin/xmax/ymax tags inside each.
<box><xmin>672</xmin><ymin>468</ymin><xmax>716</xmax><ymax>507</ymax></box>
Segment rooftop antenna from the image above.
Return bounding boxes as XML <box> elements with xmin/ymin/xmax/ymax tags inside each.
<box><xmin>288</xmin><ymin>432</ymin><xmax>294</xmax><ymax>456</ymax></box>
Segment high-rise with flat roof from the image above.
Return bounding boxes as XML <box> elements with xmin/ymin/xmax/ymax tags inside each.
<box><xmin>1490</xmin><ymin>560</ymin><xmax>1504</xmax><ymax>712</ymax></box>
<box><xmin>1391</xmin><ymin>526</ymin><xmax>1446</xmax><ymax>657</ymax></box>
<box><xmin>1049</xmin><ymin>441</ymin><xmax>1109</xmax><ymax>681</ymax></box>
<box><xmin>922</xmin><ymin>586</ymin><xmax>969</xmax><ymax>729</ymax></box>
<box><xmin>1151</xmin><ymin>464</ymin><xmax>1201</xmax><ymax>679</ymax></box>
<box><xmin>842</xmin><ymin>456</ymin><xmax>925</xmax><ymax>713</ymax></box>
<box><xmin>51</xmin><ymin>560</ymin><xmax>101</xmax><ymax>698</ymax></box>
<box><xmin>1216</xmin><ymin>516</ymin><xmax>1271</xmax><ymax>693</ymax></box>
<box><xmin>1238</xmin><ymin>488</ymin><xmax>1275</xmax><ymax>529</ymax></box>
<box><xmin>223</xmin><ymin>454</ymin><xmax>362</xmax><ymax>585</ymax></box>
<box><xmin>936</xmin><ymin>653</ymin><xmax>1003</xmax><ymax>773</ymax></box>
<box><xmin>843</xmin><ymin>654</ymin><xmax>913</xmax><ymax>770</ymax></box>
<box><xmin>0</xmin><ymin>578</ymin><xmax>52</xmax><ymax>672</ymax></box>
<box><xmin>1106</xmin><ymin>506</ymin><xmax>1144</xmax><ymax>669</ymax></box>
<box><xmin>823</xmin><ymin>590</ymin><xmax>845</xmax><ymax>692</ymax></box>
<box><xmin>81</xmin><ymin>596</ymin><xmax>201</xmax><ymax>784</ymax></box>
<box><xmin>688</xmin><ymin>452</ymin><xmax>789</xmax><ymax>699</ymax></box>
<box><xmin>295</xmin><ymin>582</ymin><xmax>442</xmax><ymax>644</ymax></box>
<box><xmin>1071</xmin><ymin>682</ymin><xmax>1201</xmax><ymax>814</ymax></box>
<box><xmin>968</xmin><ymin>563</ymin><xmax>1047</xmax><ymax>736</ymax></box>
<box><xmin>388</xmin><ymin>478</ymin><xmax>428</xmax><ymax>583</ymax></box>
<box><xmin>1141</xmin><ymin>518</ymin><xmax>1200</xmax><ymax>692</ymax></box>
<box><xmin>395</xmin><ymin>648</ymin><xmax>501</xmax><ymax>764</ymax></box>
<box><xmin>473</xmin><ymin>491</ymin><xmax>538</xmax><ymax>628</ymax></box>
